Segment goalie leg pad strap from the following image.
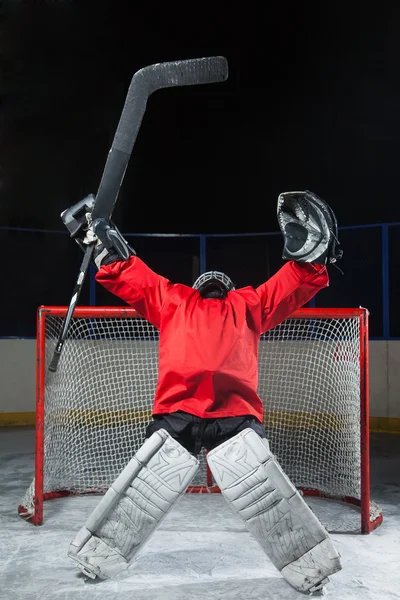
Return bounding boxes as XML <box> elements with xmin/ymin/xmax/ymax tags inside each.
<box><xmin>68</xmin><ymin>429</ymin><xmax>199</xmax><ymax>580</ymax></box>
<box><xmin>207</xmin><ymin>429</ymin><xmax>342</xmax><ymax>593</ymax></box>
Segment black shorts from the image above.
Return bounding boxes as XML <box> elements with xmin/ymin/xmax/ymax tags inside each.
<box><xmin>145</xmin><ymin>410</ymin><xmax>266</xmax><ymax>455</ymax></box>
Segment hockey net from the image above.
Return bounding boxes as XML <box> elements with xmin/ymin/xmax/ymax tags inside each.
<box><xmin>18</xmin><ymin>306</ymin><xmax>382</xmax><ymax>533</ymax></box>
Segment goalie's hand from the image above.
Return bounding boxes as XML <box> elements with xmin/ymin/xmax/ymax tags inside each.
<box><xmin>61</xmin><ymin>195</ymin><xmax>135</xmax><ymax>268</ymax></box>
<box><xmin>90</xmin><ymin>218</ymin><xmax>135</xmax><ymax>268</ymax></box>
<box><xmin>277</xmin><ymin>190</ymin><xmax>343</xmax><ymax>266</ymax></box>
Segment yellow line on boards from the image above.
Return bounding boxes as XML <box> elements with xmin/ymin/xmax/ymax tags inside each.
<box><xmin>1</xmin><ymin>412</ymin><xmax>400</xmax><ymax>433</ymax></box>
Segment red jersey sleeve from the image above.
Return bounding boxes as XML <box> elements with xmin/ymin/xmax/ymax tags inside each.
<box><xmin>95</xmin><ymin>256</ymin><xmax>172</xmax><ymax>329</ymax></box>
<box><xmin>256</xmin><ymin>261</ymin><xmax>329</xmax><ymax>333</ymax></box>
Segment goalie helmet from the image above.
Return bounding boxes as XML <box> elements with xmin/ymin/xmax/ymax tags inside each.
<box><xmin>277</xmin><ymin>190</ymin><xmax>343</xmax><ymax>265</ymax></box>
<box><xmin>193</xmin><ymin>271</ymin><xmax>235</xmax><ymax>299</ymax></box>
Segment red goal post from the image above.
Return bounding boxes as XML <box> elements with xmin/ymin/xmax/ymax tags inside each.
<box><xmin>18</xmin><ymin>305</ymin><xmax>382</xmax><ymax>533</ymax></box>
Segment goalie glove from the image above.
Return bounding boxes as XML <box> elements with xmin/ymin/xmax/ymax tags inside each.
<box><xmin>61</xmin><ymin>194</ymin><xmax>135</xmax><ymax>269</ymax></box>
<box><xmin>277</xmin><ymin>190</ymin><xmax>343</xmax><ymax>266</ymax></box>
<box><xmin>90</xmin><ymin>217</ymin><xmax>136</xmax><ymax>269</ymax></box>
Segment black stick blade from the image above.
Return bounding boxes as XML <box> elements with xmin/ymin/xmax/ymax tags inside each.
<box><xmin>144</xmin><ymin>56</ymin><xmax>229</xmax><ymax>90</ymax></box>
<box><xmin>92</xmin><ymin>56</ymin><xmax>229</xmax><ymax>220</ymax></box>
<box><xmin>113</xmin><ymin>56</ymin><xmax>229</xmax><ymax>155</ymax></box>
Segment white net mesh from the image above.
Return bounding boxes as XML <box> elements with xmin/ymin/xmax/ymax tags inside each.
<box><xmin>259</xmin><ymin>317</ymin><xmax>361</xmax><ymax>501</ymax></box>
<box><xmin>19</xmin><ymin>308</ymin><xmax>371</xmax><ymax>527</ymax></box>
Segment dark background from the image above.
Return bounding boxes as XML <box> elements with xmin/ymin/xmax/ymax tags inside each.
<box><xmin>0</xmin><ymin>1</ymin><xmax>399</xmax><ymax>337</ymax></box>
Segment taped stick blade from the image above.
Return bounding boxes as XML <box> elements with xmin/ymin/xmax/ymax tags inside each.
<box><xmin>92</xmin><ymin>56</ymin><xmax>229</xmax><ymax>221</ymax></box>
<box><xmin>148</xmin><ymin>56</ymin><xmax>229</xmax><ymax>88</ymax></box>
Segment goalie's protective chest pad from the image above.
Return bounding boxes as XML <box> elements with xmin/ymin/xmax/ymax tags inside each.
<box><xmin>277</xmin><ymin>191</ymin><xmax>342</xmax><ymax>265</ymax></box>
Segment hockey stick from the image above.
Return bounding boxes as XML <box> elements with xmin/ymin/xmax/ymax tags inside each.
<box><xmin>48</xmin><ymin>56</ymin><xmax>229</xmax><ymax>372</ymax></box>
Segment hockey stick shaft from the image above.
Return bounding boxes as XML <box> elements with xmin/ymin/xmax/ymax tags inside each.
<box><xmin>48</xmin><ymin>244</ymin><xmax>95</xmax><ymax>372</ymax></box>
<box><xmin>49</xmin><ymin>56</ymin><xmax>228</xmax><ymax>372</ymax></box>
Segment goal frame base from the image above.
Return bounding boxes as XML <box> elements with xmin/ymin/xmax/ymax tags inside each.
<box><xmin>17</xmin><ymin>485</ymin><xmax>383</xmax><ymax>533</ymax></box>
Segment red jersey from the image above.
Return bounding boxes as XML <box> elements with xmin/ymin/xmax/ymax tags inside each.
<box><xmin>96</xmin><ymin>257</ymin><xmax>329</xmax><ymax>422</ymax></box>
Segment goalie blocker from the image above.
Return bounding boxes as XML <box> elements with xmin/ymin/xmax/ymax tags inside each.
<box><xmin>207</xmin><ymin>428</ymin><xmax>342</xmax><ymax>594</ymax></box>
<box><xmin>61</xmin><ymin>194</ymin><xmax>135</xmax><ymax>269</ymax></box>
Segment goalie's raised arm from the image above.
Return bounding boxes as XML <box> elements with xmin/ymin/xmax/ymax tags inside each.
<box><xmin>277</xmin><ymin>190</ymin><xmax>343</xmax><ymax>266</ymax></box>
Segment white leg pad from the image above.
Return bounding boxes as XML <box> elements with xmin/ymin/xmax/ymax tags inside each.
<box><xmin>68</xmin><ymin>429</ymin><xmax>199</xmax><ymax>580</ymax></box>
<box><xmin>207</xmin><ymin>428</ymin><xmax>342</xmax><ymax>594</ymax></box>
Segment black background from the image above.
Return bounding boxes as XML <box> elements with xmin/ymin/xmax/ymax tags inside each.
<box><xmin>0</xmin><ymin>1</ymin><xmax>399</xmax><ymax>337</ymax></box>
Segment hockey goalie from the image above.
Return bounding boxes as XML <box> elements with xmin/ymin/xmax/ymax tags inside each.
<box><xmin>63</xmin><ymin>190</ymin><xmax>343</xmax><ymax>594</ymax></box>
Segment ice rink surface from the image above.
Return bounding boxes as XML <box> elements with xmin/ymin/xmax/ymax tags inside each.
<box><xmin>1</xmin><ymin>427</ymin><xmax>399</xmax><ymax>600</ymax></box>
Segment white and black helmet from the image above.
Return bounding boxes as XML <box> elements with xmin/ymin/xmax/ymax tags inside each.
<box><xmin>193</xmin><ymin>271</ymin><xmax>235</xmax><ymax>298</ymax></box>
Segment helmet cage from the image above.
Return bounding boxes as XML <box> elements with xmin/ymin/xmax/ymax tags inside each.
<box><xmin>193</xmin><ymin>271</ymin><xmax>235</xmax><ymax>298</ymax></box>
